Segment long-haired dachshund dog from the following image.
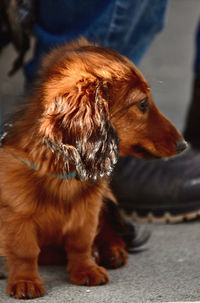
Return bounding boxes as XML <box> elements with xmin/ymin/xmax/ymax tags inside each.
<box><xmin>0</xmin><ymin>39</ymin><xmax>186</xmax><ymax>299</ymax></box>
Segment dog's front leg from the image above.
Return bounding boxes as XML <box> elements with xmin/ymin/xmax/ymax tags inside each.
<box><xmin>5</xmin><ymin>220</ymin><xmax>45</xmax><ymax>299</ymax></box>
<box><xmin>65</xmin><ymin>195</ymin><xmax>109</xmax><ymax>286</ymax></box>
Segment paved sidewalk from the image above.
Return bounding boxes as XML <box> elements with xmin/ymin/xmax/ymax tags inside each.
<box><xmin>1</xmin><ymin>0</ymin><xmax>200</xmax><ymax>302</ymax></box>
<box><xmin>1</xmin><ymin>223</ymin><xmax>200</xmax><ymax>303</ymax></box>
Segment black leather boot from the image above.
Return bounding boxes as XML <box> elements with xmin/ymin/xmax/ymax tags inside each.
<box><xmin>111</xmin><ymin>146</ymin><xmax>200</xmax><ymax>223</ymax></box>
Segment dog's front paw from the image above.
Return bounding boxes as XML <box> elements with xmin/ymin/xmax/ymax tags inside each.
<box><xmin>7</xmin><ymin>279</ymin><xmax>45</xmax><ymax>299</ymax></box>
<box><xmin>69</xmin><ymin>264</ymin><xmax>109</xmax><ymax>286</ymax></box>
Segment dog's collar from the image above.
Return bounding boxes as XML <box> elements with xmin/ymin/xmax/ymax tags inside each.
<box><xmin>20</xmin><ymin>157</ymin><xmax>76</xmax><ymax>179</ymax></box>
<box><xmin>0</xmin><ymin>133</ymin><xmax>76</xmax><ymax>179</ymax></box>
<box><xmin>15</xmin><ymin>154</ymin><xmax>76</xmax><ymax>179</ymax></box>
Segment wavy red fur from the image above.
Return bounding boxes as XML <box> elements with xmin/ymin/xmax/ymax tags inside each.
<box><xmin>0</xmin><ymin>38</ymin><xmax>184</xmax><ymax>299</ymax></box>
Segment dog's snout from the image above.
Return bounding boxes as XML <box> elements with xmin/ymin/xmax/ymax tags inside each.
<box><xmin>175</xmin><ymin>139</ymin><xmax>188</xmax><ymax>153</ymax></box>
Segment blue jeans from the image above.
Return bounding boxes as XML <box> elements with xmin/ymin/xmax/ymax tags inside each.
<box><xmin>25</xmin><ymin>0</ymin><xmax>168</xmax><ymax>81</ymax></box>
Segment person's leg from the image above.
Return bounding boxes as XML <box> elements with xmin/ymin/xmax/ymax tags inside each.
<box><xmin>184</xmin><ymin>21</ymin><xmax>200</xmax><ymax>149</ymax></box>
<box><xmin>25</xmin><ymin>0</ymin><xmax>168</xmax><ymax>82</ymax></box>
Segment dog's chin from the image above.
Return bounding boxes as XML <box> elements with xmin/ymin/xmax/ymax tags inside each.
<box><xmin>131</xmin><ymin>144</ymin><xmax>161</xmax><ymax>160</ymax></box>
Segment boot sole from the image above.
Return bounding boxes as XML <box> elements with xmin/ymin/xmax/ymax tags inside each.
<box><xmin>121</xmin><ymin>209</ymin><xmax>200</xmax><ymax>224</ymax></box>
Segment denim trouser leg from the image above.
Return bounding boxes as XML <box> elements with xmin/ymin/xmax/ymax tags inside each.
<box><xmin>85</xmin><ymin>0</ymin><xmax>168</xmax><ymax>64</ymax></box>
<box><xmin>25</xmin><ymin>0</ymin><xmax>168</xmax><ymax>82</ymax></box>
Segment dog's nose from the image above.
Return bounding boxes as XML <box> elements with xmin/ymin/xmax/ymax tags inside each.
<box><xmin>175</xmin><ymin>139</ymin><xmax>188</xmax><ymax>153</ymax></box>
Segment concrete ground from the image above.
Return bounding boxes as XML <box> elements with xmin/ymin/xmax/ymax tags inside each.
<box><xmin>1</xmin><ymin>0</ymin><xmax>200</xmax><ymax>302</ymax></box>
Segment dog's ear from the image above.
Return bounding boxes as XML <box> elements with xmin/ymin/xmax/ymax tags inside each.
<box><xmin>39</xmin><ymin>80</ymin><xmax>119</xmax><ymax>180</ymax></box>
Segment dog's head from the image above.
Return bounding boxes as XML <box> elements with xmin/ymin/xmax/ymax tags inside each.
<box><xmin>38</xmin><ymin>39</ymin><xmax>186</xmax><ymax>180</ymax></box>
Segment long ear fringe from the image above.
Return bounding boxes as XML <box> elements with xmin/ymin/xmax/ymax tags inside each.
<box><xmin>74</xmin><ymin>100</ymin><xmax>119</xmax><ymax>180</ymax></box>
<box><xmin>42</xmin><ymin>138</ymin><xmax>82</xmax><ymax>174</ymax></box>
<box><xmin>40</xmin><ymin>81</ymin><xmax>119</xmax><ymax>180</ymax></box>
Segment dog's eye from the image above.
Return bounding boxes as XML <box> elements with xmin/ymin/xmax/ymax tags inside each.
<box><xmin>137</xmin><ymin>98</ymin><xmax>149</xmax><ymax>113</ymax></box>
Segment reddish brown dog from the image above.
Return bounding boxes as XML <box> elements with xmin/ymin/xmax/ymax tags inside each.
<box><xmin>0</xmin><ymin>39</ymin><xmax>186</xmax><ymax>299</ymax></box>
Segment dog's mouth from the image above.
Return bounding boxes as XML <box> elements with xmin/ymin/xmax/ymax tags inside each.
<box><xmin>131</xmin><ymin>144</ymin><xmax>161</xmax><ymax>160</ymax></box>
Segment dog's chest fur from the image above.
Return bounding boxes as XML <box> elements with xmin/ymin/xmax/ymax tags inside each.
<box><xmin>27</xmin><ymin>178</ymin><xmax>103</xmax><ymax>246</ymax></box>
